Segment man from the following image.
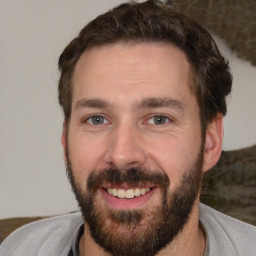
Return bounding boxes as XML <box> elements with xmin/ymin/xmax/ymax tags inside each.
<box><xmin>1</xmin><ymin>1</ymin><xmax>255</xmax><ymax>255</ymax></box>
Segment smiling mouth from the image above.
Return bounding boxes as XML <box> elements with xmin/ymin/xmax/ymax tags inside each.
<box><xmin>104</xmin><ymin>187</ymin><xmax>153</xmax><ymax>199</ymax></box>
<box><xmin>100</xmin><ymin>183</ymin><xmax>158</xmax><ymax>210</ymax></box>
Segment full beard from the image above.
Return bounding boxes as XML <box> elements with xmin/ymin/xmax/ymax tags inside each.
<box><xmin>66</xmin><ymin>146</ymin><xmax>204</xmax><ymax>256</ymax></box>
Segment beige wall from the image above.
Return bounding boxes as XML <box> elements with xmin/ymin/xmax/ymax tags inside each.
<box><xmin>0</xmin><ymin>0</ymin><xmax>255</xmax><ymax>219</ymax></box>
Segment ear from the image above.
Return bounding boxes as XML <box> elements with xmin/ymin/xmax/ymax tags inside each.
<box><xmin>202</xmin><ymin>114</ymin><xmax>223</xmax><ymax>173</ymax></box>
<box><xmin>61</xmin><ymin>123</ymin><xmax>68</xmax><ymax>163</ymax></box>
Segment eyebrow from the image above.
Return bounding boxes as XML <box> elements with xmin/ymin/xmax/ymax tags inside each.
<box><xmin>136</xmin><ymin>97</ymin><xmax>185</xmax><ymax>112</ymax></box>
<box><xmin>74</xmin><ymin>97</ymin><xmax>185</xmax><ymax>113</ymax></box>
<box><xmin>74</xmin><ymin>98</ymin><xmax>111</xmax><ymax>110</ymax></box>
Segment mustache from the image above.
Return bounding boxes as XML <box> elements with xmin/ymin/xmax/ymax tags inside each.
<box><xmin>86</xmin><ymin>167</ymin><xmax>170</xmax><ymax>191</ymax></box>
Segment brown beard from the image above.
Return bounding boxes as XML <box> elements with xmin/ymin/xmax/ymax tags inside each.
<box><xmin>66</xmin><ymin>145</ymin><xmax>204</xmax><ymax>256</ymax></box>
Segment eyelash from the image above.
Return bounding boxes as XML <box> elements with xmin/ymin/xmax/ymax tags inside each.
<box><xmin>83</xmin><ymin>115</ymin><xmax>109</xmax><ymax>125</ymax></box>
<box><xmin>147</xmin><ymin>115</ymin><xmax>172</xmax><ymax>125</ymax></box>
<box><xmin>83</xmin><ymin>114</ymin><xmax>173</xmax><ymax>126</ymax></box>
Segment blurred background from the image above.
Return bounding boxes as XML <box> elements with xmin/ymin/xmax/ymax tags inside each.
<box><xmin>0</xmin><ymin>0</ymin><xmax>255</xmax><ymax>219</ymax></box>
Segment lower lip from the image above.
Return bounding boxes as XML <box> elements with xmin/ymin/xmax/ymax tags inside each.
<box><xmin>100</xmin><ymin>188</ymin><xmax>156</xmax><ymax>210</ymax></box>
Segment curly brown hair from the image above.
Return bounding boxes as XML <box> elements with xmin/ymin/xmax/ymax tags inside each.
<box><xmin>58</xmin><ymin>0</ymin><xmax>232</xmax><ymax>134</ymax></box>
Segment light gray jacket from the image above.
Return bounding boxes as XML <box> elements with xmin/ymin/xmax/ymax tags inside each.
<box><xmin>0</xmin><ymin>204</ymin><xmax>256</xmax><ymax>256</ymax></box>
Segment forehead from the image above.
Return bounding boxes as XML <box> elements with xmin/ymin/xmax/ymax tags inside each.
<box><xmin>72</xmin><ymin>42</ymin><xmax>196</xmax><ymax>109</ymax></box>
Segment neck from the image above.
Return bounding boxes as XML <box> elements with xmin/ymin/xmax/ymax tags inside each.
<box><xmin>158</xmin><ymin>201</ymin><xmax>206</xmax><ymax>256</ymax></box>
<box><xmin>79</xmin><ymin>201</ymin><xmax>205</xmax><ymax>256</ymax></box>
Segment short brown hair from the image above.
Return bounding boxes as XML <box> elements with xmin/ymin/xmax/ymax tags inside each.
<box><xmin>58</xmin><ymin>0</ymin><xmax>232</xmax><ymax>133</ymax></box>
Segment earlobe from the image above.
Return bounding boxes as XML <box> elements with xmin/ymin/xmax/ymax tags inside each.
<box><xmin>202</xmin><ymin>114</ymin><xmax>223</xmax><ymax>173</ymax></box>
<box><xmin>61</xmin><ymin>123</ymin><xmax>68</xmax><ymax>163</ymax></box>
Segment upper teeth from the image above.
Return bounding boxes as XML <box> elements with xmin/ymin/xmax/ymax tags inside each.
<box><xmin>107</xmin><ymin>188</ymin><xmax>151</xmax><ymax>199</ymax></box>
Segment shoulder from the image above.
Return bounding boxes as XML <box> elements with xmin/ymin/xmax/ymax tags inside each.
<box><xmin>199</xmin><ymin>203</ymin><xmax>256</xmax><ymax>256</ymax></box>
<box><xmin>0</xmin><ymin>212</ymin><xmax>83</xmax><ymax>256</ymax></box>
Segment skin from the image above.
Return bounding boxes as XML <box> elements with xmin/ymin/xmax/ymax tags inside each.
<box><xmin>62</xmin><ymin>42</ymin><xmax>223</xmax><ymax>256</ymax></box>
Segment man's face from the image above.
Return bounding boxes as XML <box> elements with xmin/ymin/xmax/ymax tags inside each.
<box><xmin>64</xmin><ymin>43</ymin><xmax>204</xmax><ymax>256</ymax></box>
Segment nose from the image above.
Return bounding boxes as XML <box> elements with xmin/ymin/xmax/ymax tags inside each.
<box><xmin>104</xmin><ymin>123</ymin><xmax>147</xmax><ymax>171</ymax></box>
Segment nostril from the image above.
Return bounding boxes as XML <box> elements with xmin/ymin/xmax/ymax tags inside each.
<box><xmin>108</xmin><ymin>161</ymin><xmax>144</xmax><ymax>173</ymax></box>
<box><xmin>103</xmin><ymin>132</ymin><xmax>147</xmax><ymax>171</ymax></box>
<box><xmin>125</xmin><ymin>161</ymin><xmax>144</xmax><ymax>170</ymax></box>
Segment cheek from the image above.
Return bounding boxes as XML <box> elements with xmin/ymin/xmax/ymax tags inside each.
<box><xmin>146</xmin><ymin>134</ymin><xmax>202</xmax><ymax>190</ymax></box>
<box><xmin>68</xmin><ymin>135</ymin><xmax>107</xmax><ymax>186</ymax></box>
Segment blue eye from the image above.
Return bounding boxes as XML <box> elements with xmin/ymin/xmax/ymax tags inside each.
<box><xmin>87</xmin><ymin>116</ymin><xmax>108</xmax><ymax>125</ymax></box>
<box><xmin>148</xmin><ymin>116</ymin><xmax>169</xmax><ymax>125</ymax></box>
